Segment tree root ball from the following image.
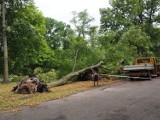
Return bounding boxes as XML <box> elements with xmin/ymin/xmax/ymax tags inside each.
<box><xmin>12</xmin><ymin>75</ymin><xmax>50</xmax><ymax>94</ymax></box>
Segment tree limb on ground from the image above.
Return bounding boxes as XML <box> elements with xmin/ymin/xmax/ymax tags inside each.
<box><xmin>48</xmin><ymin>61</ymin><xmax>104</xmax><ymax>88</ymax></box>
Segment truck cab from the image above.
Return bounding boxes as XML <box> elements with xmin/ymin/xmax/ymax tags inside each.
<box><xmin>135</xmin><ymin>57</ymin><xmax>154</xmax><ymax>65</ymax></box>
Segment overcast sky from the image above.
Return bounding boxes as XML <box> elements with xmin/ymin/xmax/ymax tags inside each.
<box><xmin>34</xmin><ymin>0</ymin><xmax>110</xmax><ymax>26</ymax></box>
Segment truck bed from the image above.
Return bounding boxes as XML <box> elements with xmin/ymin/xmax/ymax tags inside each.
<box><xmin>123</xmin><ymin>64</ymin><xmax>154</xmax><ymax>71</ymax></box>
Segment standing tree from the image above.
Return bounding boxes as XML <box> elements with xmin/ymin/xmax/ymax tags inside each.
<box><xmin>45</xmin><ymin>17</ymin><xmax>74</xmax><ymax>50</ymax></box>
<box><xmin>99</xmin><ymin>0</ymin><xmax>160</xmax><ymax>57</ymax></box>
<box><xmin>88</xmin><ymin>26</ymin><xmax>98</xmax><ymax>47</ymax></box>
<box><xmin>2</xmin><ymin>0</ymin><xmax>9</xmax><ymax>83</ymax></box>
<box><xmin>70</xmin><ymin>9</ymin><xmax>94</xmax><ymax>38</ymax></box>
<box><xmin>0</xmin><ymin>0</ymin><xmax>55</xmax><ymax>75</ymax></box>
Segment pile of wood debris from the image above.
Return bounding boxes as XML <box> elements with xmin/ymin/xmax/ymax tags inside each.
<box><xmin>12</xmin><ymin>75</ymin><xmax>49</xmax><ymax>94</ymax></box>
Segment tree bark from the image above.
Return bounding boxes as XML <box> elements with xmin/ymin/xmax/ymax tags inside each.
<box><xmin>2</xmin><ymin>0</ymin><xmax>9</xmax><ymax>83</ymax></box>
<box><xmin>148</xmin><ymin>0</ymin><xmax>154</xmax><ymax>35</ymax></box>
<box><xmin>48</xmin><ymin>61</ymin><xmax>104</xmax><ymax>88</ymax></box>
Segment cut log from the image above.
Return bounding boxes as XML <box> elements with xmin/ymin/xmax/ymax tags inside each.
<box><xmin>48</xmin><ymin>61</ymin><xmax>104</xmax><ymax>88</ymax></box>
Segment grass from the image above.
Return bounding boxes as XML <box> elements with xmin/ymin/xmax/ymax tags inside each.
<box><xmin>0</xmin><ymin>78</ymin><xmax>119</xmax><ymax>112</ymax></box>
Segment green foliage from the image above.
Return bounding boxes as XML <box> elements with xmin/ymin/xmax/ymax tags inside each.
<box><xmin>0</xmin><ymin>0</ymin><xmax>56</xmax><ymax>75</ymax></box>
<box><xmin>33</xmin><ymin>67</ymin><xmax>43</xmax><ymax>75</ymax></box>
<box><xmin>100</xmin><ymin>0</ymin><xmax>160</xmax><ymax>32</ymax></box>
<box><xmin>34</xmin><ymin>68</ymin><xmax>58</xmax><ymax>83</ymax></box>
<box><xmin>0</xmin><ymin>0</ymin><xmax>160</xmax><ymax>78</ymax></box>
<box><xmin>9</xmin><ymin>75</ymin><xmax>24</xmax><ymax>82</ymax></box>
<box><xmin>45</xmin><ymin>17</ymin><xmax>74</xmax><ymax>50</ymax></box>
<box><xmin>70</xmin><ymin>9</ymin><xmax>94</xmax><ymax>38</ymax></box>
<box><xmin>54</xmin><ymin>35</ymin><xmax>104</xmax><ymax>77</ymax></box>
<box><xmin>102</xmin><ymin>41</ymin><xmax>137</xmax><ymax>74</ymax></box>
<box><xmin>151</xmin><ymin>28</ymin><xmax>160</xmax><ymax>56</ymax></box>
<box><xmin>0</xmin><ymin>75</ymin><xmax>3</xmax><ymax>82</ymax></box>
<box><xmin>99</xmin><ymin>0</ymin><xmax>160</xmax><ymax>74</ymax></box>
<box><xmin>120</xmin><ymin>26</ymin><xmax>152</xmax><ymax>56</ymax></box>
<box><xmin>99</xmin><ymin>26</ymin><xmax>153</xmax><ymax>73</ymax></box>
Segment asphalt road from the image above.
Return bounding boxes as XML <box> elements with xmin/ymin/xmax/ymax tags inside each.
<box><xmin>1</xmin><ymin>78</ymin><xmax>160</xmax><ymax>120</ymax></box>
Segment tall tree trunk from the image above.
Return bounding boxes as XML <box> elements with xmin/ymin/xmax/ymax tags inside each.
<box><xmin>148</xmin><ymin>0</ymin><xmax>154</xmax><ymax>35</ymax></box>
<box><xmin>2</xmin><ymin>0</ymin><xmax>9</xmax><ymax>83</ymax></box>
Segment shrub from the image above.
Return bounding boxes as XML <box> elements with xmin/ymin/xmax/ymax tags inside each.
<box><xmin>33</xmin><ymin>67</ymin><xmax>43</xmax><ymax>75</ymax></box>
<box><xmin>34</xmin><ymin>68</ymin><xmax>58</xmax><ymax>83</ymax></box>
<box><xmin>9</xmin><ymin>75</ymin><xmax>24</xmax><ymax>82</ymax></box>
<box><xmin>0</xmin><ymin>75</ymin><xmax>3</xmax><ymax>82</ymax></box>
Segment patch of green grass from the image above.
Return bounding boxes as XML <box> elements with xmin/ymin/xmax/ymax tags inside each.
<box><xmin>0</xmin><ymin>79</ymin><xmax>119</xmax><ymax>112</ymax></box>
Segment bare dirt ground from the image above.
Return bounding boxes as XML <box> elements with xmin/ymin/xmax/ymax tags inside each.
<box><xmin>1</xmin><ymin>78</ymin><xmax>160</xmax><ymax>120</ymax></box>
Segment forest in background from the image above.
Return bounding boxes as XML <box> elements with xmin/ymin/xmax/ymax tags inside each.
<box><xmin>0</xmin><ymin>0</ymin><xmax>160</xmax><ymax>83</ymax></box>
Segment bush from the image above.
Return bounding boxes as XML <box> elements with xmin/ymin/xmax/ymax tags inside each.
<box><xmin>9</xmin><ymin>75</ymin><xmax>24</xmax><ymax>82</ymax></box>
<box><xmin>33</xmin><ymin>67</ymin><xmax>43</xmax><ymax>74</ymax></box>
<box><xmin>34</xmin><ymin>68</ymin><xmax>58</xmax><ymax>83</ymax></box>
<box><xmin>0</xmin><ymin>75</ymin><xmax>3</xmax><ymax>82</ymax></box>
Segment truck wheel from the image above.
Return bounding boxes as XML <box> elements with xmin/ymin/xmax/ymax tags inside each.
<box><xmin>130</xmin><ymin>77</ymin><xmax>134</xmax><ymax>80</ymax></box>
<box><xmin>147</xmin><ymin>71</ymin><xmax>152</xmax><ymax>80</ymax></box>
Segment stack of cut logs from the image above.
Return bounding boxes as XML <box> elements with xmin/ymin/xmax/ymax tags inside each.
<box><xmin>12</xmin><ymin>75</ymin><xmax>49</xmax><ymax>94</ymax></box>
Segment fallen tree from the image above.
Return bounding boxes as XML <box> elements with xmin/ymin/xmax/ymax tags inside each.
<box><xmin>48</xmin><ymin>61</ymin><xmax>104</xmax><ymax>88</ymax></box>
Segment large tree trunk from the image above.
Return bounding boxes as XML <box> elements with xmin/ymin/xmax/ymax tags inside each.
<box><xmin>48</xmin><ymin>61</ymin><xmax>104</xmax><ymax>88</ymax></box>
<box><xmin>2</xmin><ymin>0</ymin><xmax>9</xmax><ymax>83</ymax></box>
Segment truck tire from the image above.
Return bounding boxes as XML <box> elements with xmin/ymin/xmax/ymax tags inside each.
<box><xmin>147</xmin><ymin>71</ymin><xmax>152</xmax><ymax>80</ymax></box>
<box><xmin>130</xmin><ymin>77</ymin><xmax>134</xmax><ymax>80</ymax></box>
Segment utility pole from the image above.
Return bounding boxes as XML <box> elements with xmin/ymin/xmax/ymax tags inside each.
<box><xmin>2</xmin><ymin>0</ymin><xmax>9</xmax><ymax>83</ymax></box>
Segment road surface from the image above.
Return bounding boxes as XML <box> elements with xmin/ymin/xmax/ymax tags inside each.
<box><xmin>1</xmin><ymin>78</ymin><xmax>160</xmax><ymax>120</ymax></box>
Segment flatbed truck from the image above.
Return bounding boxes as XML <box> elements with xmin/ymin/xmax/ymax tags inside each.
<box><xmin>123</xmin><ymin>57</ymin><xmax>160</xmax><ymax>79</ymax></box>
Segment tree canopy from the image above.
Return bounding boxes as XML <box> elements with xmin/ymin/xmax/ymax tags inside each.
<box><xmin>0</xmin><ymin>0</ymin><xmax>160</xmax><ymax>82</ymax></box>
<box><xmin>100</xmin><ymin>0</ymin><xmax>160</xmax><ymax>59</ymax></box>
<box><xmin>0</xmin><ymin>0</ymin><xmax>54</xmax><ymax>75</ymax></box>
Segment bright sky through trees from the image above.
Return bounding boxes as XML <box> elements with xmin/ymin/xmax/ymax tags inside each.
<box><xmin>34</xmin><ymin>0</ymin><xmax>110</xmax><ymax>25</ymax></box>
